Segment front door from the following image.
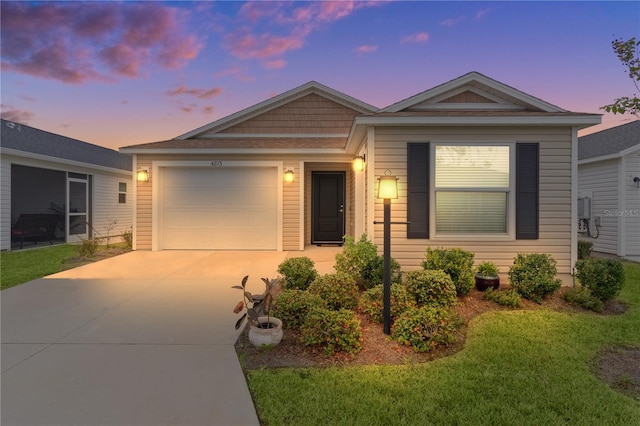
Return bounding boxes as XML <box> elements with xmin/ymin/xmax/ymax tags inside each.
<box><xmin>312</xmin><ymin>172</ymin><xmax>345</xmax><ymax>244</ymax></box>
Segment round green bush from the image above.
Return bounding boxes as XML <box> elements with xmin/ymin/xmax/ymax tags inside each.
<box><xmin>273</xmin><ymin>290</ymin><xmax>326</xmax><ymax>329</ymax></box>
<box><xmin>508</xmin><ymin>253</ymin><xmax>562</xmax><ymax>303</ymax></box>
<box><xmin>391</xmin><ymin>306</ymin><xmax>462</xmax><ymax>353</ymax></box>
<box><xmin>335</xmin><ymin>235</ymin><xmax>402</xmax><ymax>290</ymax></box>
<box><xmin>358</xmin><ymin>283</ymin><xmax>415</xmax><ymax>323</ymax></box>
<box><xmin>405</xmin><ymin>269</ymin><xmax>457</xmax><ymax>308</ymax></box>
<box><xmin>574</xmin><ymin>258</ymin><xmax>625</xmax><ymax>302</ymax></box>
<box><xmin>422</xmin><ymin>247</ymin><xmax>474</xmax><ymax>296</ymax></box>
<box><xmin>301</xmin><ymin>307</ymin><xmax>362</xmax><ymax>355</ymax></box>
<box><xmin>277</xmin><ymin>257</ymin><xmax>319</xmax><ymax>290</ymax></box>
<box><xmin>308</xmin><ymin>273</ymin><xmax>359</xmax><ymax>311</ymax></box>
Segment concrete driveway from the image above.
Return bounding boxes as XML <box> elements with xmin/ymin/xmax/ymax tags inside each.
<box><xmin>1</xmin><ymin>248</ymin><xmax>339</xmax><ymax>426</ymax></box>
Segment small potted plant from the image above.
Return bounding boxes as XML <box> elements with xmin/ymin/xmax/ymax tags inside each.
<box><xmin>475</xmin><ymin>261</ymin><xmax>500</xmax><ymax>291</ymax></box>
<box><xmin>233</xmin><ymin>275</ymin><xmax>283</xmax><ymax>348</ymax></box>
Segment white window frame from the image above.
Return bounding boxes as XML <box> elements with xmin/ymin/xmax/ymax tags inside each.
<box><xmin>430</xmin><ymin>142</ymin><xmax>516</xmax><ymax>241</ymax></box>
<box><xmin>118</xmin><ymin>182</ymin><xmax>127</xmax><ymax>204</ymax></box>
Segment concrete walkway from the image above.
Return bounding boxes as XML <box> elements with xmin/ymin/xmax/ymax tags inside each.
<box><xmin>1</xmin><ymin>248</ymin><xmax>339</xmax><ymax>426</ymax></box>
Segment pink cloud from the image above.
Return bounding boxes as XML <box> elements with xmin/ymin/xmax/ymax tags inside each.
<box><xmin>354</xmin><ymin>45</ymin><xmax>378</xmax><ymax>54</ymax></box>
<box><xmin>475</xmin><ymin>9</ymin><xmax>490</xmax><ymax>20</ymax></box>
<box><xmin>0</xmin><ymin>104</ymin><xmax>34</xmax><ymax>124</ymax></box>
<box><xmin>214</xmin><ymin>65</ymin><xmax>256</xmax><ymax>82</ymax></box>
<box><xmin>401</xmin><ymin>32</ymin><xmax>430</xmax><ymax>44</ymax></box>
<box><xmin>264</xmin><ymin>59</ymin><xmax>287</xmax><ymax>69</ymax></box>
<box><xmin>440</xmin><ymin>16</ymin><xmax>466</xmax><ymax>27</ymax></box>
<box><xmin>224</xmin><ymin>30</ymin><xmax>305</xmax><ymax>61</ymax></box>
<box><xmin>166</xmin><ymin>85</ymin><xmax>223</xmax><ymax>99</ymax></box>
<box><xmin>0</xmin><ymin>2</ymin><xmax>202</xmax><ymax>83</ymax></box>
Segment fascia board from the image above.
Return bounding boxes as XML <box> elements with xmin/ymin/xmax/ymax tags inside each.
<box><xmin>1</xmin><ymin>147</ymin><xmax>132</xmax><ymax>176</ymax></box>
<box><xmin>352</xmin><ymin>115</ymin><xmax>602</xmax><ymax>127</ymax></box>
<box><xmin>118</xmin><ymin>148</ymin><xmax>347</xmax><ymax>155</ymax></box>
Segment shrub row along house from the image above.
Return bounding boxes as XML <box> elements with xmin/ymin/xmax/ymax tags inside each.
<box><xmin>121</xmin><ymin>72</ymin><xmax>601</xmax><ymax>283</ymax></box>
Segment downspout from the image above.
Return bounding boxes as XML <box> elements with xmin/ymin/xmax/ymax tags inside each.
<box><xmin>132</xmin><ymin>154</ymin><xmax>138</xmax><ymax>250</ymax></box>
<box><xmin>366</xmin><ymin>127</ymin><xmax>376</xmax><ymax>240</ymax></box>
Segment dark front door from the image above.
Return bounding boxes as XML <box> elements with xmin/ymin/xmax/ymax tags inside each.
<box><xmin>312</xmin><ymin>172</ymin><xmax>345</xmax><ymax>244</ymax></box>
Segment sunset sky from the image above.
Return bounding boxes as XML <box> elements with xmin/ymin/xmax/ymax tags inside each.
<box><xmin>1</xmin><ymin>1</ymin><xmax>638</xmax><ymax>151</ymax></box>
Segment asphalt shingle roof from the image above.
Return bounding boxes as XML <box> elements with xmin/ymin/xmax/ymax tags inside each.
<box><xmin>578</xmin><ymin>120</ymin><xmax>640</xmax><ymax>160</ymax></box>
<box><xmin>1</xmin><ymin>119</ymin><xmax>131</xmax><ymax>171</ymax></box>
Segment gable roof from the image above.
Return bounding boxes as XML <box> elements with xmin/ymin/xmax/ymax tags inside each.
<box><xmin>1</xmin><ymin>119</ymin><xmax>132</xmax><ymax>171</ymax></box>
<box><xmin>380</xmin><ymin>71</ymin><xmax>567</xmax><ymax>113</ymax></box>
<box><xmin>578</xmin><ymin>120</ymin><xmax>640</xmax><ymax>161</ymax></box>
<box><xmin>176</xmin><ymin>81</ymin><xmax>377</xmax><ymax>139</ymax></box>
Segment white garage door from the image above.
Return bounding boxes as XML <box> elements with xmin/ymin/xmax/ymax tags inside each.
<box><xmin>160</xmin><ymin>166</ymin><xmax>278</xmax><ymax>250</ymax></box>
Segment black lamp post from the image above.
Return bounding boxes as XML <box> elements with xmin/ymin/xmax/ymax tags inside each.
<box><xmin>376</xmin><ymin>170</ymin><xmax>398</xmax><ymax>335</ymax></box>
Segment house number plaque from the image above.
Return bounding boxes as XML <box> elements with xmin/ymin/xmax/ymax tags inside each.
<box><xmin>210</xmin><ymin>161</ymin><xmax>223</xmax><ymax>167</ymax></box>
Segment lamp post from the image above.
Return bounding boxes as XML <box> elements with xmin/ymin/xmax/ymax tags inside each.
<box><xmin>376</xmin><ymin>171</ymin><xmax>398</xmax><ymax>335</ymax></box>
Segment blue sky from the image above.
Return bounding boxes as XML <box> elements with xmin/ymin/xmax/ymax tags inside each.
<box><xmin>1</xmin><ymin>1</ymin><xmax>638</xmax><ymax>150</ymax></box>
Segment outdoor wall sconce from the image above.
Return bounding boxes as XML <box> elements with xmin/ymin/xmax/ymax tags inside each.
<box><xmin>136</xmin><ymin>168</ymin><xmax>149</xmax><ymax>182</ymax></box>
<box><xmin>634</xmin><ymin>176</ymin><xmax>640</xmax><ymax>188</ymax></box>
<box><xmin>284</xmin><ymin>169</ymin><xmax>295</xmax><ymax>183</ymax></box>
<box><xmin>353</xmin><ymin>155</ymin><xmax>365</xmax><ymax>172</ymax></box>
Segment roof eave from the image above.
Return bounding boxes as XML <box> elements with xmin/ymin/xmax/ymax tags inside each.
<box><xmin>578</xmin><ymin>143</ymin><xmax>640</xmax><ymax>164</ymax></box>
<box><xmin>119</xmin><ymin>147</ymin><xmax>348</xmax><ymax>155</ymax></box>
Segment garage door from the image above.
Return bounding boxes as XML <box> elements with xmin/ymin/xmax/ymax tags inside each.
<box><xmin>160</xmin><ymin>166</ymin><xmax>278</xmax><ymax>250</ymax></box>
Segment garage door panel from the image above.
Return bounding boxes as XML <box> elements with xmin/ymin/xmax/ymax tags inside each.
<box><xmin>160</xmin><ymin>166</ymin><xmax>278</xmax><ymax>250</ymax></box>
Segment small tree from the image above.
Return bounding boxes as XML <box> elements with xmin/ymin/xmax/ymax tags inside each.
<box><xmin>602</xmin><ymin>37</ymin><xmax>640</xmax><ymax>116</ymax></box>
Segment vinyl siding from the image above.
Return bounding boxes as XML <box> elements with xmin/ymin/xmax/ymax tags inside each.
<box><xmin>92</xmin><ymin>174</ymin><xmax>134</xmax><ymax>244</ymax></box>
<box><xmin>217</xmin><ymin>93</ymin><xmax>358</xmax><ymax>134</ymax></box>
<box><xmin>578</xmin><ymin>159</ymin><xmax>619</xmax><ymax>255</ymax></box>
<box><xmin>370</xmin><ymin>126</ymin><xmax>574</xmax><ymax>277</ymax></box>
<box><xmin>623</xmin><ymin>151</ymin><xmax>640</xmax><ymax>255</ymax></box>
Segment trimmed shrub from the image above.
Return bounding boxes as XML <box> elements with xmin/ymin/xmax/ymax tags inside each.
<box><xmin>508</xmin><ymin>253</ymin><xmax>562</xmax><ymax>303</ymax></box>
<box><xmin>483</xmin><ymin>288</ymin><xmax>521</xmax><ymax>308</ymax></box>
<box><xmin>301</xmin><ymin>307</ymin><xmax>362</xmax><ymax>355</ymax></box>
<box><xmin>358</xmin><ymin>283</ymin><xmax>416</xmax><ymax>323</ymax></box>
<box><xmin>562</xmin><ymin>286</ymin><xmax>604</xmax><ymax>313</ymax></box>
<box><xmin>308</xmin><ymin>273</ymin><xmax>359</xmax><ymax>311</ymax></box>
<box><xmin>78</xmin><ymin>237</ymin><xmax>101</xmax><ymax>257</ymax></box>
<box><xmin>273</xmin><ymin>290</ymin><xmax>326</xmax><ymax>329</ymax></box>
<box><xmin>391</xmin><ymin>306</ymin><xmax>462</xmax><ymax>353</ymax></box>
<box><xmin>335</xmin><ymin>234</ymin><xmax>402</xmax><ymax>290</ymax></box>
<box><xmin>574</xmin><ymin>258</ymin><xmax>625</xmax><ymax>302</ymax></box>
<box><xmin>405</xmin><ymin>269</ymin><xmax>457</xmax><ymax>308</ymax></box>
<box><xmin>578</xmin><ymin>240</ymin><xmax>593</xmax><ymax>260</ymax></box>
<box><xmin>277</xmin><ymin>257</ymin><xmax>319</xmax><ymax>290</ymax></box>
<box><xmin>422</xmin><ymin>247</ymin><xmax>475</xmax><ymax>296</ymax></box>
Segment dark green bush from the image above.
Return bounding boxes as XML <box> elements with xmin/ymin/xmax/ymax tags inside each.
<box><xmin>577</xmin><ymin>240</ymin><xmax>593</xmax><ymax>260</ymax></box>
<box><xmin>422</xmin><ymin>247</ymin><xmax>475</xmax><ymax>296</ymax></box>
<box><xmin>301</xmin><ymin>307</ymin><xmax>362</xmax><ymax>355</ymax></box>
<box><xmin>508</xmin><ymin>253</ymin><xmax>562</xmax><ymax>303</ymax></box>
<box><xmin>273</xmin><ymin>290</ymin><xmax>326</xmax><ymax>329</ymax></box>
<box><xmin>391</xmin><ymin>306</ymin><xmax>463</xmax><ymax>353</ymax></box>
<box><xmin>405</xmin><ymin>269</ymin><xmax>457</xmax><ymax>308</ymax></box>
<box><xmin>277</xmin><ymin>257</ymin><xmax>319</xmax><ymax>290</ymax></box>
<box><xmin>308</xmin><ymin>272</ymin><xmax>359</xmax><ymax>311</ymax></box>
<box><xmin>562</xmin><ymin>286</ymin><xmax>604</xmax><ymax>312</ymax></box>
<box><xmin>483</xmin><ymin>288</ymin><xmax>521</xmax><ymax>308</ymax></box>
<box><xmin>335</xmin><ymin>234</ymin><xmax>402</xmax><ymax>290</ymax></box>
<box><xmin>358</xmin><ymin>283</ymin><xmax>415</xmax><ymax>323</ymax></box>
<box><xmin>574</xmin><ymin>258</ymin><xmax>625</xmax><ymax>302</ymax></box>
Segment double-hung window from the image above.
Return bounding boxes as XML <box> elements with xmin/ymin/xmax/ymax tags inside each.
<box><xmin>434</xmin><ymin>144</ymin><xmax>512</xmax><ymax>236</ymax></box>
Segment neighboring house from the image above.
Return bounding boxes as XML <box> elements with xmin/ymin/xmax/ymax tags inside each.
<box><xmin>1</xmin><ymin>119</ymin><xmax>133</xmax><ymax>251</ymax></box>
<box><xmin>578</xmin><ymin>121</ymin><xmax>640</xmax><ymax>260</ymax></box>
<box><xmin>121</xmin><ymin>72</ymin><xmax>601</xmax><ymax>283</ymax></box>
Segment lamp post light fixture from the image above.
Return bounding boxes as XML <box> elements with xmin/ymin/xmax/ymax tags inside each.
<box><xmin>284</xmin><ymin>169</ymin><xmax>295</xmax><ymax>183</ymax></box>
<box><xmin>136</xmin><ymin>168</ymin><xmax>149</xmax><ymax>182</ymax></box>
<box><xmin>353</xmin><ymin>155</ymin><xmax>365</xmax><ymax>172</ymax></box>
<box><xmin>376</xmin><ymin>170</ymin><xmax>398</xmax><ymax>335</ymax></box>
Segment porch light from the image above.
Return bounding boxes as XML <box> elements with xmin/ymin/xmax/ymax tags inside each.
<box><xmin>284</xmin><ymin>169</ymin><xmax>295</xmax><ymax>183</ymax></box>
<box><xmin>377</xmin><ymin>170</ymin><xmax>398</xmax><ymax>199</ymax></box>
<box><xmin>352</xmin><ymin>155</ymin><xmax>365</xmax><ymax>172</ymax></box>
<box><xmin>136</xmin><ymin>168</ymin><xmax>149</xmax><ymax>182</ymax></box>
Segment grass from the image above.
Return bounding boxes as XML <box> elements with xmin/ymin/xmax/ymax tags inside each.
<box><xmin>0</xmin><ymin>243</ymin><xmax>128</xmax><ymax>290</ymax></box>
<box><xmin>246</xmin><ymin>262</ymin><xmax>640</xmax><ymax>425</ymax></box>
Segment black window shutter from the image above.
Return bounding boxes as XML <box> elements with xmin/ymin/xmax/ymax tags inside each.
<box><xmin>407</xmin><ymin>143</ymin><xmax>429</xmax><ymax>239</ymax></box>
<box><xmin>516</xmin><ymin>143</ymin><xmax>539</xmax><ymax>239</ymax></box>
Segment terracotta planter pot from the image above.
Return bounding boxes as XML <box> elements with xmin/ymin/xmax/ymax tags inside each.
<box><xmin>248</xmin><ymin>317</ymin><xmax>283</xmax><ymax>348</ymax></box>
<box><xmin>475</xmin><ymin>275</ymin><xmax>500</xmax><ymax>291</ymax></box>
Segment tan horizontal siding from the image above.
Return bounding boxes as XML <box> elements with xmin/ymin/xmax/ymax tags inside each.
<box><xmin>219</xmin><ymin>94</ymin><xmax>359</xmax><ymax>134</ymax></box>
<box><xmin>371</xmin><ymin>126</ymin><xmax>574</xmax><ymax>278</ymax></box>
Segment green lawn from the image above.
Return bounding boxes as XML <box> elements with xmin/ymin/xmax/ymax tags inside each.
<box><xmin>0</xmin><ymin>243</ymin><xmax>128</xmax><ymax>290</ymax></box>
<box><xmin>247</xmin><ymin>263</ymin><xmax>640</xmax><ymax>425</ymax></box>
